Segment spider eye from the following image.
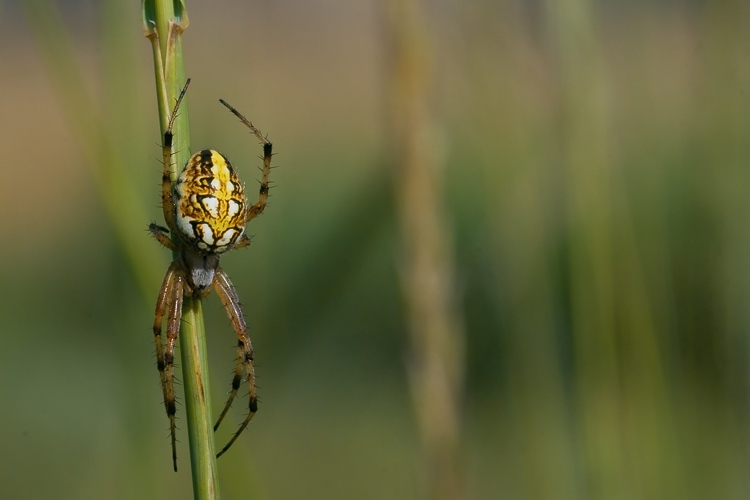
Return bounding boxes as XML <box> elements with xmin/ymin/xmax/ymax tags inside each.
<box><xmin>174</xmin><ymin>149</ymin><xmax>247</xmax><ymax>253</ymax></box>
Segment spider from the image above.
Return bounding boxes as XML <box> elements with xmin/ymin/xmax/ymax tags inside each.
<box><xmin>150</xmin><ymin>79</ymin><xmax>272</xmax><ymax>471</ymax></box>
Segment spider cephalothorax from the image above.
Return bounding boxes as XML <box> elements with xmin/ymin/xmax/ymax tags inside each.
<box><xmin>150</xmin><ymin>79</ymin><xmax>272</xmax><ymax>471</ymax></box>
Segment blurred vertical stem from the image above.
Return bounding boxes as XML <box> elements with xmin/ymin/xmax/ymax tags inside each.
<box><xmin>383</xmin><ymin>1</ymin><xmax>466</xmax><ymax>499</ymax></box>
<box><xmin>142</xmin><ymin>2</ymin><xmax>220</xmax><ymax>499</ymax></box>
<box><xmin>21</xmin><ymin>0</ymin><xmax>167</xmax><ymax>498</ymax></box>
<box><xmin>543</xmin><ymin>0</ymin><xmax>625</xmax><ymax>498</ymax></box>
<box><xmin>20</xmin><ymin>0</ymin><xmax>165</xmax><ymax>299</ymax></box>
<box><xmin>542</xmin><ymin>1</ymin><xmax>675</xmax><ymax>497</ymax></box>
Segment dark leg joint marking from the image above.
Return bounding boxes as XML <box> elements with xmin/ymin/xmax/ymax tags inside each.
<box><xmin>150</xmin><ymin>223</ymin><xmax>170</xmax><ymax>233</ymax></box>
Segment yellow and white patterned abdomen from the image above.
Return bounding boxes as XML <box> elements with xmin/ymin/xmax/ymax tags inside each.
<box><xmin>174</xmin><ymin>150</ymin><xmax>247</xmax><ymax>254</ymax></box>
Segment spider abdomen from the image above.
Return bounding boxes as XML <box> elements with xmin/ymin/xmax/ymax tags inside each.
<box><xmin>174</xmin><ymin>150</ymin><xmax>247</xmax><ymax>254</ymax></box>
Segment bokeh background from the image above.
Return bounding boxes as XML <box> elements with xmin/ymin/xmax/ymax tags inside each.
<box><xmin>2</xmin><ymin>0</ymin><xmax>750</xmax><ymax>499</ymax></box>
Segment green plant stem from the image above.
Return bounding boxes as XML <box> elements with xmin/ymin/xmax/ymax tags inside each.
<box><xmin>143</xmin><ymin>1</ymin><xmax>219</xmax><ymax>498</ymax></box>
<box><xmin>21</xmin><ymin>0</ymin><xmax>166</xmax><ymax>299</ymax></box>
<box><xmin>181</xmin><ymin>299</ymin><xmax>220</xmax><ymax>499</ymax></box>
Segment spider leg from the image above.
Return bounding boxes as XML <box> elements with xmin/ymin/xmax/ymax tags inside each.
<box><xmin>218</xmin><ymin>99</ymin><xmax>273</xmax><ymax>223</ymax></box>
<box><xmin>213</xmin><ymin>338</ymin><xmax>244</xmax><ymax>432</ymax></box>
<box><xmin>153</xmin><ymin>262</ymin><xmax>184</xmax><ymax>471</ymax></box>
<box><xmin>164</xmin><ymin>266</ymin><xmax>186</xmax><ymax>471</ymax></box>
<box><xmin>162</xmin><ymin>79</ymin><xmax>191</xmax><ymax>233</ymax></box>
<box><xmin>212</xmin><ymin>267</ymin><xmax>257</xmax><ymax>458</ymax></box>
<box><xmin>153</xmin><ymin>264</ymin><xmax>177</xmax><ymax>410</ymax></box>
<box><xmin>232</xmin><ymin>234</ymin><xmax>252</xmax><ymax>251</ymax></box>
<box><xmin>149</xmin><ymin>223</ymin><xmax>178</xmax><ymax>251</ymax></box>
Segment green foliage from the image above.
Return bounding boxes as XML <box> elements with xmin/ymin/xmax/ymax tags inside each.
<box><xmin>4</xmin><ymin>1</ymin><xmax>750</xmax><ymax>499</ymax></box>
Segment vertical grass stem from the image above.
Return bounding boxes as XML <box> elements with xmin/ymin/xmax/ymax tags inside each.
<box><xmin>143</xmin><ymin>1</ymin><xmax>220</xmax><ymax>498</ymax></box>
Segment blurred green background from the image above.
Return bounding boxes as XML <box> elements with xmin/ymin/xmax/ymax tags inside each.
<box><xmin>2</xmin><ymin>0</ymin><xmax>750</xmax><ymax>499</ymax></box>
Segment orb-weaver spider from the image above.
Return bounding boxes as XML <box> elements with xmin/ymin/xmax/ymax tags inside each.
<box><xmin>150</xmin><ymin>79</ymin><xmax>272</xmax><ymax>471</ymax></box>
